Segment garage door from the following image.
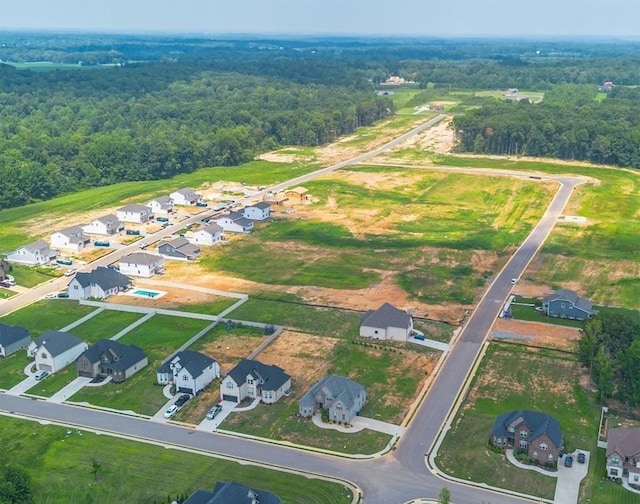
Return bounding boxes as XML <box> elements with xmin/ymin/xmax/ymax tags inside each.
<box><xmin>222</xmin><ymin>394</ymin><xmax>237</xmax><ymax>403</ymax></box>
<box><xmin>38</xmin><ymin>364</ymin><xmax>52</xmax><ymax>373</ymax></box>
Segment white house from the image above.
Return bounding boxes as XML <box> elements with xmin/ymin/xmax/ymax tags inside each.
<box><xmin>6</xmin><ymin>240</ymin><xmax>59</xmax><ymax>266</ymax></box>
<box><xmin>243</xmin><ymin>202</ymin><xmax>271</xmax><ymax>221</ymax></box>
<box><xmin>215</xmin><ymin>212</ymin><xmax>254</xmax><ymax>233</ymax></box>
<box><xmin>83</xmin><ymin>214</ymin><xmax>124</xmax><ymax>235</ymax></box>
<box><xmin>118</xmin><ymin>252</ymin><xmax>164</xmax><ymax>278</ymax></box>
<box><xmin>220</xmin><ymin>359</ymin><xmax>291</xmax><ymax>404</ymax></box>
<box><xmin>146</xmin><ymin>196</ymin><xmax>174</xmax><ymax>215</ymax></box>
<box><xmin>50</xmin><ymin>226</ymin><xmax>91</xmax><ymax>252</ymax></box>
<box><xmin>359</xmin><ymin>302</ymin><xmax>414</xmax><ymax>341</ymax></box>
<box><xmin>156</xmin><ymin>350</ymin><xmax>220</xmax><ymax>395</ymax></box>
<box><xmin>191</xmin><ymin>223</ymin><xmax>224</xmax><ymax>246</ymax></box>
<box><xmin>68</xmin><ymin>267</ymin><xmax>132</xmax><ymax>300</ymax></box>
<box><xmin>28</xmin><ymin>330</ymin><xmax>88</xmax><ymax>374</ymax></box>
<box><xmin>170</xmin><ymin>188</ymin><xmax>201</xmax><ymax>206</ymax></box>
<box><xmin>116</xmin><ymin>204</ymin><xmax>153</xmax><ymax>224</ymax></box>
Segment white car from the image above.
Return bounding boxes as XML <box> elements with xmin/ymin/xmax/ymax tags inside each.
<box><xmin>163</xmin><ymin>404</ymin><xmax>178</xmax><ymax>419</ymax></box>
<box><xmin>44</xmin><ymin>293</ymin><xmax>58</xmax><ymax>299</ymax></box>
<box><xmin>34</xmin><ymin>370</ymin><xmax>49</xmax><ymax>381</ymax></box>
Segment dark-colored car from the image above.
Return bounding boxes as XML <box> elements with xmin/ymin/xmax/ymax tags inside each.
<box><xmin>564</xmin><ymin>455</ymin><xmax>573</xmax><ymax>468</ymax></box>
<box><xmin>577</xmin><ymin>452</ymin><xmax>586</xmax><ymax>464</ymax></box>
<box><xmin>175</xmin><ymin>394</ymin><xmax>191</xmax><ymax>407</ymax></box>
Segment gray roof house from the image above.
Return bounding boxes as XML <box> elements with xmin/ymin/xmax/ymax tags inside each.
<box><xmin>220</xmin><ymin>359</ymin><xmax>291</xmax><ymax>404</ymax></box>
<box><xmin>146</xmin><ymin>195</ymin><xmax>174</xmax><ymax>214</ymax></box>
<box><xmin>68</xmin><ymin>266</ymin><xmax>132</xmax><ymax>300</ymax></box>
<box><xmin>606</xmin><ymin>428</ymin><xmax>640</xmax><ymax>484</ymax></box>
<box><xmin>50</xmin><ymin>226</ymin><xmax>91</xmax><ymax>252</ymax></box>
<box><xmin>184</xmin><ymin>481</ymin><xmax>281</xmax><ymax>504</ymax></box>
<box><xmin>215</xmin><ymin>212</ymin><xmax>254</xmax><ymax>233</ymax></box>
<box><xmin>299</xmin><ymin>375</ymin><xmax>366</xmax><ymax>424</ymax></box>
<box><xmin>170</xmin><ymin>188</ymin><xmax>201</xmax><ymax>206</ymax></box>
<box><xmin>243</xmin><ymin>202</ymin><xmax>271</xmax><ymax>221</ymax></box>
<box><xmin>6</xmin><ymin>239</ymin><xmax>59</xmax><ymax>266</ymax></box>
<box><xmin>542</xmin><ymin>289</ymin><xmax>593</xmax><ymax>320</ymax></box>
<box><xmin>119</xmin><ymin>252</ymin><xmax>164</xmax><ymax>278</ymax></box>
<box><xmin>76</xmin><ymin>339</ymin><xmax>148</xmax><ymax>383</ymax></box>
<box><xmin>28</xmin><ymin>330</ymin><xmax>88</xmax><ymax>373</ymax></box>
<box><xmin>158</xmin><ymin>236</ymin><xmax>200</xmax><ymax>261</ymax></box>
<box><xmin>359</xmin><ymin>302</ymin><xmax>414</xmax><ymax>341</ymax></box>
<box><xmin>0</xmin><ymin>323</ymin><xmax>30</xmax><ymax>357</ymax></box>
<box><xmin>116</xmin><ymin>203</ymin><xmax>153</xmax><ymax>223</ymax></box>
<box><xmin>490</xmin><ymin>410</ymin><xmax>563</xmax><ymax>464</ymax></box>
<box><xmin>83</xmin><ymin>214</ymin><xmax>124</xmax><ymax>235</ymax></box>
<box><xmin>156</xmin><ymin>349</ymin><xmax>220</xmax><ymax>395</ymax></box>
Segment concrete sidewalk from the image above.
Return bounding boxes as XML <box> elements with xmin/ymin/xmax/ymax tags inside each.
<box><xmin>48</xmin><ymin>377</ymin><xmax>92</xmax><ymax>403</ymax></box>
<box><xmin>311</xmin><ymin>412</ymin><xmax>403</xmax><ymax>436</ymax></box>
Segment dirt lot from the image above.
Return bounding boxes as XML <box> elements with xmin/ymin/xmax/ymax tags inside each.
<box><xmin>106</xmin><ymin>284</ymin><xmax>231</xmax><ymax>310</ymax></box>
<box><xmin>491</xmin><ymin>318</ymin><xmax>581</xmax><ymax>350</ymax></box>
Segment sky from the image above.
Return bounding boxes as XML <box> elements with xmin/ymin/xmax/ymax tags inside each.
<box><xmin>1</xmin><ymin>0</ymin><xmax>638</xmax><ymax>38</ymax></box>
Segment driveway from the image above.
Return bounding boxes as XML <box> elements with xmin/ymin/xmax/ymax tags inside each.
<box><xmin>555</xmin><ymin>451</ymin><xmax>589</xmax><ymax>504</ymax></box>
<box><xmin>48</xmin><ymin>377</ymin><xmax>92</xmax><ymax>403</ymax></box>
<box><xmin>196</xmin><ymin>400</ymin><xmax>237</xmax><ymax>431</ymax></box>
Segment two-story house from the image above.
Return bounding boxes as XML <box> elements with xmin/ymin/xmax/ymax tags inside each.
<box><xmin>6</xmin><ymin>240</ymin><xmax>59</xmax><ymax>266</ymax></box>
<box><xmin>27</xmin><ymin>330</ymin><xmax>88</xmax><ymax>374</ymax></box>
<box><xmin>243</xmin><ymin>202</ymin><xmax>271</xmax><ymax>221</ymax></box>
<box><xmin>156</xmin><ymin>350</ymin><xmax>220</xmax><ymax>395</ymax></box>
<box><xmin>542</xmin><ymin>289</ymin><xmax>593</xmax><ymax>320</ymax></box>
<box><xmin>190</xmin><ymin>223</ymin><xmax>224</xmax><ymax>246</ymax></box>
<box><xmin>158</xmin><ymin>237</ymin><xmax>200</xmax><ymax>261</ymax></box>
<box><xmin>219</xmin><ymin>359</ymin><xmax>291</xmax><ymax>405</ymax></box>
<box><xmin>116</xmin><ymin>204</ymin><xmax>153</xmax><ymax>224</ymax></box>
<box><xmin>298</xmin><ymin>375</ymin><xmax>366</xmax><ymax>424</ymax></box>
<box><xmin>170</xmin><ymin>188</ymin><xmax>201</xmax><ymax>206</ymax></box>
<box><xmin>83</xmin><ymin>215</ymin><xmax>124</xmax><ymax>236</ymax></box>
<box><xmin>118</xmin><ymin>252</ymin><xmax>164</xmax><ymax>277</ymax></box>
<box><xmin>146</xmin><ymin>196</ymin><xmax>174</xmax><ymax>215</ymax></box>
<box><xmin>360</xmin><ymin>302</ymin><xmax>414</xmax><ymax>341</ymax></box>
<box><xmin>76</xmin><ymin>339</ymin><xmax>147</xmax><ymax>383</ymax></box>
<box><xmin>215</xmin><ymin>212</ymin><xmax>254</xmax><ymax>233</ymax></box>
<box><xmin>606</xmin><ymin>428</ymin><xmax>640</xmax><ymax>486</ymax></box>
<box><xmin>50</xmin><ymin>226</ymin><xmax>91</xmax><ymax>252</ymax></box>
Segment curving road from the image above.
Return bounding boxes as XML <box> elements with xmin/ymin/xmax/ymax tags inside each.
<box><xmin>0</xmin><ymin>117</ymin><xmax>584</xmax><ymax>503</ymax></box>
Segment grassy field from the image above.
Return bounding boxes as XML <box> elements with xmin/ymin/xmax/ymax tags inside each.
<box><xmin>0</xmin><ymin>300</ymin><xmax>96</xmax><ymax>336</ymax></box>
<box><xmin>172</xmin><ymin>297</ymin><xmax>240</xmax><ymax>315</ymax></box>
<box><xmin>69</xmin><ymin>310</ymin><xmax>144</xmax><ymax>342</ymax></box>
<box><xmin>0</xmin><ymin>287</ymin><xmax>17</xmax><ymax>299</ymax></box>
<box><xmin>0</xmin><ymin>351</ymin><xmax>31</xmax><ymax>390</ymax></box>
<box><xmin>0</xmin><ymin>416</ymin><xmax>351</xmax><ymax>504</ymax></box>
<box><xmin>436</xmin><ymin>343</ymin><xmax>600</xmax><ymax>500</ymax></box>
<box><xmin>26</xmin><ymin>365</ymin><xmax>77</xmax><ymax>397</ymax></box>
<box><xmin>0</xmin><ymin>160</ymin><xmax>318</xmax><ymax>252</ymax></box>
<box><xmin>72</xmin><ymin>315</ymin><xmax>211</xmax><ymax>414</ymax></box>
<box><xmin>9</xmin><ymin>264</ymin><xmax>61</xmax><ymax>287</ymax></box>
<box><xmin>509</xmin><ymin>303</ymin><xmax>584</xmax><ymax>328</ymax></box>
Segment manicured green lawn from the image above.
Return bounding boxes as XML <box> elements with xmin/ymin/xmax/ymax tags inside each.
<box><xmin>8</xmin><ymin>264</ymin><xmax>61</xmax><ymax>288</ymax></box>
<box><xmin>509</xmin><ymin>304</ymin><xmax>584</xmax><ymax>328</ymax></box>
<box><xmin>0</xmin><ymin>416</ymin><xmax>351</xmax><ymax>504</ymax></box>
<box><xmin>72</xmin><ymin>315</ymin><xmax>211</xmax><ymax>414</ymax></box>
<box><xmin>436</xmin><ymin>342</ymin><xmax>600</xmax><ymax>500</ymax></box>
<box><xmin>223</xmin><ymin>398</ymin><xmax>392</xmax><ymax>455</ymax></box>
<box><xmin>0</xmin><ymin>351</ymin><xmax>31</xmax><ymax>390</ymax></box>
<box><xmin>173</xmin><ymin>297</ymin><xmax>240</xmax><ymax>316</ymax></box>
<box><xmin>0</xmin><ymin>287</ymin><xmax>17</xmax><ymax>299</ymax></box>
<box><xmin>227</xmin><ymin>295</ymin><xmax>362</xmax><ymax>338</ymax></box>
<box><xmin>70</xmin><ymin>310</ymin><xmax>144</xmax><ymax>342</ymax></box>
<box><xmin>583</xmin><ymin>448</ymin><xmax>640</xmax><ymax>503</ymax></box>
<box><xmin>0</xmin><ymin>300</ymin><xmax>96</xmax><ymax>336</ymax></box>
<box><xmin>25</xmin><ymin>365</ymin><xmax>76</xmax><ymax>397</ymax></box>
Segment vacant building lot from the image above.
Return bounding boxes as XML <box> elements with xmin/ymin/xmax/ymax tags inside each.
<box><xmin>436</xmin><ymin>342</ymin><xmax>600</xmax><ymax>501</ymax></box>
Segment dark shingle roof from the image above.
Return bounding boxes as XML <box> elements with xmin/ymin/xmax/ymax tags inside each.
<box><xmin>0</xmin><ymin>323</ymin><xmax>30</xmax><ymax>348</ymax></box>
<box><xmin>81</xmin><ymin>339</ymin><xmax>146</xmax><ymax>372</ymax></box>
<box><xmin>211</xmin><ymin>481</ymin><xmax>281</xmax><ymax>504</ymax></box>
<box><xmin>160</xmin><ymin>237</ymin><xmax>200</xmax><ymax>256</ymax></box>
<box><xmin>361</xmin><ymin>302</ymin><xmax>412</xmax><ymax>330</ymax></box>
<box><xmin>249</xmin><ymin>202</ymin><xmax>270</xmax><ymax>210</ymax></box>
<box><xmin>227</xmin><ymin>359</ymin><xmax>290</xmax><ymax>391</ymax></box>
<box><xmin>34</xmin><ymin>330</ymin><xmax>84</xmax><ymax>357</ymax></box>
<box><xmin>491</xmin><ymin>410</ymin><xmax>563</xmax><ymax>448</ymax></box>
<box><xmin>607</xmin><ymin>428</ymin><xmax>640</xmax><ymax>458</ymax></box>
<box><xmin>299</xmin><ymin>375</ymin><xmax>365</xmax><ymax>410</ymax></box>
<box><xmin>172</xmin><ymin>350</ymin><xmax>216</xmax><ymax>378</ymax></box>
<box><xmin>542</xmin><ymin>289</ymin><xmax>592</xmax><ymax>313</ymax></box>
<box><xmin>71</xmin><ymin>267</ymin><xmax>131</xmax><ymax>291</ymax></box>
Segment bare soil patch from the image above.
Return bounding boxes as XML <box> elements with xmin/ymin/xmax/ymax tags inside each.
<box><xmin>106</xmin><ymin>285</ymin><xmax>222</xmax><ymax>309</ymax></box>
<box><xmin>200</xmin><ymin>332</ymin><xmax>268</xmax><ymax>371</ymax></box>
<box><xmin>492</xmin><ymin>318</ymin><xmax>581</xmax><ymax>350</ymax></box>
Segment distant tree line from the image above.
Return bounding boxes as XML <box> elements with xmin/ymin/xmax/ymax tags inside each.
<box><xmin>0</xmin><ymin>62</ymin><xmax>392</xmax><ymax>209</ymax></box>
<box><xmin>578</xmin><ymin>313</ymin><xmax>640</xmax><ymax>407</ymax></box>
<box><xmin>452</xmin><ymin>84</ymin><xmax>640</xmax><ymax>167</ymax></box>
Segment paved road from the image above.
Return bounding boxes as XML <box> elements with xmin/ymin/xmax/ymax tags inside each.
<box><xmin>0</xmin><ymin>117</ymin><xmax>583</xmax><ymax>503</ymax></box>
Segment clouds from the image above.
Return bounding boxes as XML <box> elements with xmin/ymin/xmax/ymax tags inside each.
<box><xmin>0</xmin><ymin>0</ymin><xmax>637</xmax><ymax>37</ymax></box>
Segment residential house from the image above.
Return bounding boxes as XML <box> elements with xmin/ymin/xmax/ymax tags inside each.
<box><xmin>490</xmin><ymin>410</ymin><xmax>563</xmax><ymax>464</ymax></box>
<box><xmin>68</xmin><ymin>266</ymin><xmax>132</xmax><ymax>300</ymax></box>
<box><xmin>170</xmin><ymin>188</ymin><xmax>201</xmax><ymax>206</ymax></box>
<box><xmin>542</xmin><ymin>289</ymin><xmax>593</xmax><ymax>320</ymax></box>
<box><xmin>215</xmin><ymin>212</ymin><xmax>254</xmax><ymax>233</ymax></box>
<box><xmin>27</xmin><ymin>330</ymin><xmax>88</xmax><ymax>373</ymax></box>
<box><xmin>360</xmin><ymin>302</ymin><xmax>414</xmax><ymax>341</ymax></box>
<box><xmin>284</xmin><ymin>186</ymin><xmax>309</xmax><ymax>203</ymax></box>
<box><xmin>0</xmin><ymin>323</ymin><xmax>30</xmax><ymax>357</ymax></box>
<box><xmin>606</xmin><ymin>428</ymin><xmax>640</xmax><ymax>485</ymax></box>
<box><xmin>220</xmin><ymin>359</ymin><xmax>291</xmax><ymax>404</ymax></box>
<box><xmin>146</xmin><ymin>195</ymin><xmax>174</xmax><ymax>215</ymax></box>
<box><xmin>76</xmin><ymin>339</ymin><xmax>147</xmax><ymax>383</ymax></box>
<box><xmin>158</xmin><ymin>237</ymin><xmax>200</xmax><ymax>261</ymax></box>
<box><xmin>118</xmin><ymin>252</ymin><xmax>164</xmax><ymax>278</ymax></box>
<box><xmin>83</xmin><ymin>214</ymin><xmax>124</xmax><ymax>236</ymax></box>
<box><xmin>243</xmin><ymin>202</ymin><xmax>271</xmax><ymax>221</ymax></box>
<box><xmin>190</xmin><ymin>224</ymin><xmax>224</xmax><ymax>246</ymax></box>
<box><xmin>50</xmin><ymin>226</ymin><xmax>91</xmax><ymax>252</ymax></box>
<box><xmin>156</xmin><ymin>350</ymin><xmax>220</xmax><ymax>395</ymax></box>
<box><xmin>298</xmin><ymin>375</ymin><xmax>366</xmax><ymax>424</ymax></box>
<box><xmin>116</xmin><ymin>204</ymin><xmax>153</xmax><ymax>224</ymax></box>
<box><xmin>184</xmin><ymin>481</ymin><xmax>281</xmax><ymax>504</ymax></box>
<box><xmin>6</xmin><ymin>240</ymin><xmax>59</xmax><ymax>266</ymax></box>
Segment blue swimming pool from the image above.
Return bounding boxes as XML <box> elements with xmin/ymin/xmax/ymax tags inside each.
<box><xmin>132</xmin><ymin>289</ymin><xmax>161</xmax><ymax>298</ymax></box>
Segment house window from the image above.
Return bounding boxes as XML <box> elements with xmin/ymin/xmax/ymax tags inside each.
<box><xmin>520</xmin><ymin>430</ymin><xmax>528</xmax><ymax>437</ymax></box>
<box><xmin>183</xmin><ymin>375</ymin><xmax>188</xmax><ymax>381</ymax></box>
<box><xmin>548</xmin><ymin>454</ymin><xmax>554</xmax><ymax>461</ymax></box>
<box><xmin>248</xmin><ymin>378</ymin><xmax>254</xmax><ymax>385</ymax></box>
<box><xmin>561</xmin><ymin>302</ymin><xmax>566</xmax><ymax>309</ymax></box>
<box><xmin>374</xmin><ymin>330</ymin><xmax>378</xmax><ymax>334</ymax></box>
<box><xmin>247</xmin><ymin>387</ymin><xmax>254</xmax><ymax>395</ymax></box>
<box><xmin>519</xmin><ymin>440</ymin><xmax>527</xmax><ymax>448</ymax></box>
<box><xmin>336</xmin><ymin>403</ymin><xmax>343</xmax><ymax>410</ymax></box>
<box><xmin>634</xmin><ymin>475</ymin><xmax>639</xmax><ymax>482</ymax></box>
<box><xmin>41</xmin><ymin>352</ymin><xmax>47</xmax><ymax>359</ymax></box>
<box><xmin>610</xmin><ymin>469</ymin><xmax>619</xmax><ymax>477</ymax></box>
<box><xmin>226</xmin><ymin>382</ymin><xmax>233</xmax><ymax>389</ymax></box>
<box><xmin>611</xmin><ymin>457</ymin><xmax>620</xmax><ymax>465</ymax></box>
<box><xmin>533</xmin><ymin>451</ymin><xmax>538</xmax><ymax>458</ymax></box>
<box><xmin>540</xmin><ymin>442</ymin><xmax>548</xmax><ymax>450</ymax></box>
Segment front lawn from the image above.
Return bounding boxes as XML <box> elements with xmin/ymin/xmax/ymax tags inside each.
<box><xmin>0</xmin><ymin>351</ymin><xmax>31</xmax><ymax>390</ymax></box>
<box><xmin>25</xmin><ymin>366</ymin><xmax>77</xmax><ymax>397</ymax></box>
<box><xmin>436</xmin><ymin>343</ymin><xmax>600</xmax><ymax>500</ymax></box>
<box><xmin>0</xmin><ymin>287</ymin><xmax>17</xmax><ymax>299</ymax></box>
<box><xmin>584</xmin><ymin>448</ymin><xmax>640</xmax><ymax>503</ymax></box>
<box><xmin>0</xmin><ymin>416</ymin><xmax>351</xmax><ymax>504</ymax></box>
<box><xmin>70</xmin><ymin>310</ymin><xmax>145</xmax><ymax>342</ymax></box>
<box><xmin>0</xmin><ymin>300</ymin><xmax>96</xmax><ymax>336</ymax></box>
<box><xmin>9</xmin><ymin>264</ymin><xmax>61</xmax><ymax>288</ymax></box>
<box><xmin>509</xmin><ymin>303</ymin><xmax>584</xmax><ymax>328</ymax></box>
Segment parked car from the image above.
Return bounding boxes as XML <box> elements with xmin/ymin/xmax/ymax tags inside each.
<box><xmin>163</xmin><ymin>405</ymin><xmax>179</xmax><ymax>419</ymax></box>
<box><xmin>57</xmin><ymin>292</ymin><xmax>70</xmax><ymax>298</ymax></box>
<box><xmin>577</xmin><ymin>452</ymin><xmax>586</xmax><ymax>464</ymax></box>
<box><xmin>510</xmin><ymin>278</ymin><xmax>518</xmax><ymax>285</ymax></box>
<box><xmin>138</xmin><ymin>241</ymin><xmax>148</xmax><ymax>248</ymax></box>
<box><xmin>34</xmin><ymin>370</ymin><xmax>49</xmax><ymax>381</ymax></box>
<box><xmin>412</xmin><ymin>330</ymin><xmax>426</xmax><ymax>341</ymax></box>
<box><xmin>206</xmin><ymin>404</ymin><xmax>223</xmax><ymax>420</ymax></box>
<box><xmin>564</xmin><ymin>455</ymin><xmax>573</xmax><ymax>468</ymax></box>
<box><xmin>44</xmin><ymin>293</ymin><xmax>58</xmax><ymax>299</ymax></box>
<box><xmin>175</xmin><ymin>394</ymin><xmax>191</xmax><ymax>407</ymax></box>
<box><xmin>64</xmin><ymin>269</ymin><xmax>77</xmax><ymax>277</ymax></box>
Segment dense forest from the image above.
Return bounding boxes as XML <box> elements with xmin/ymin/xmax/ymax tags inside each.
<box><xmin>452</xmin><ymin>84</ymin><xmax>640</xmax><ymax>166</ymax></box>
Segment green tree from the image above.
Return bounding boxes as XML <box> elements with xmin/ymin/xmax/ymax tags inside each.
<box><xmin>438</xmin><ymin>487</ymin><xmax>451</xmax><ymax>504</ymax></box>
<box><xmin>0</xmin><ymin>465</ymin><xmax>33</xmax><ymax>504</ymax></box>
